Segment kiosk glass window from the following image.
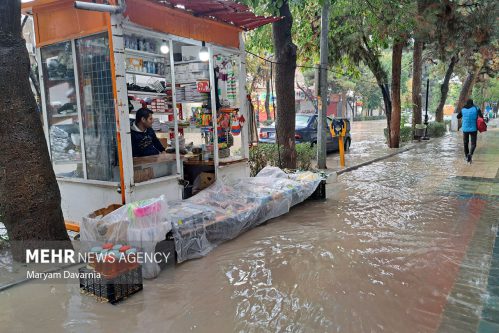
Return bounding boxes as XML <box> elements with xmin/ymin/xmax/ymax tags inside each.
<box><xmin>76</xmin><ymin>34</ymin><xmax>119</xmax><ymax>182</ymax></box>
<box><xmin>213</xmin><ymin>51</ymin><xmax>243</xmax><ymax>160</ymax></box>
<box><xmin>41</xmin><ymin>41</ymin><xmax>84</xmax><ymax>178</ymax></box>
<box><xmin>124</xmin><ymin>33</ymin><xmax>177</xmax><ymax>183</ymax></box>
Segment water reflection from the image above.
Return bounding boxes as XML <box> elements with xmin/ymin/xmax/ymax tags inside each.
<box><xmin>1</xmin><ymin>134</ymin><xmax>497</xmax><ymax>333</ymax></box>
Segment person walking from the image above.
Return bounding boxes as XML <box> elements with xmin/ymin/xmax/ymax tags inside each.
<box><xmin>457</xmin><ymin>99</ymin><xmax>483</xmax><ymax>164</ymax></box>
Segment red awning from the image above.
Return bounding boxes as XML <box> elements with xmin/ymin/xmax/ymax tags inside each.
<box><xmin>154</xmin><ymin>0</ymin><xmax>281</xmax><ymax>30</ymax></box>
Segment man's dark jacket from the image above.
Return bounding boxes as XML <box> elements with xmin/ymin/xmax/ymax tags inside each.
<box><xmin>130</xmin><ymin>120</ymin><xmax>165</xmax><ymax>157</ymax></box>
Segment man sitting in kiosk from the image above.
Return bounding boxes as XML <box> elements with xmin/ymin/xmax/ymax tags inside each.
<box><xmin>131</xmin><ymin>107</ymin><xmax>166</xmax><ymax>157</ymax></box>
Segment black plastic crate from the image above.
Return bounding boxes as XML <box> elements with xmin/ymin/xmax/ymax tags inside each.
<box><xmin>79</xmin><ymin>265</ymin><xmax>143</xmax><ymax>304</ymax></box>
<box><xmin>309</xmin><ymin>179</ymin><xmax>326</xmax><ymax>200</ymax></box>
<box><xmin>155</xmin><ymin>233</ymin><xmax>176</xmax><ymax>270</ymax></box>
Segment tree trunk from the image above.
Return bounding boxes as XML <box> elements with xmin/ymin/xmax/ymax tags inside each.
<box><xmin>359</xmin><ymin>35</ymin><xmax>392</xmax><ymax>143</ymax></box>
<box><xmin>435</xmin><ymin>55</ymin><xmax>458</xmax><ymax>122</ymax></box>
<box><xmin>456</xmin><ymin>57</ymin><xmax>484</xmax><ymax>113</ymax></box>
<box><xmin>390</xmin><ymin>41</ymin><xmax>404</xmax><ymax>148</ymax></box>
<box><xmin>272</xmin><ymin>0</ymin><xmax>297</xmax><ymax>169</ymax></box>
<box><xmin>380</xmin><ymin>83</ymin><xmax>392</xmax><ymax>136</ymax></box>
<box><xmin>0</xmin><ymin>0</ymin><xmax>72</xmax><ymax>261</ymax></box>
<box><xmin>412</xmin><ymin>39</ymin><xmax>423</xmax><ymax>130</ymax></box>
<box><xmin>264</xmin><ymin>77</ymin><xmax>271</xmax><ymax>121</ymax></box>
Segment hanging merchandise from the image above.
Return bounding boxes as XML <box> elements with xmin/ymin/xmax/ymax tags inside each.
<box><xmin>238</xmin><ymin>114</ymin><xmax>245</xmax><ymax>127</ymax></box>
<box><xmin>231</xmin><ymin>115</ymin><xmax>241</xmax><ymax>136</ymax></box>
<box><xmin>230</xmin><ymin>114</ymin><xmax>245</xmax><ymax>136</ymax></box>
<box><xmin>217</xmin><ymin>113</ymin><xmax>231</xmax><ymax>130</ymax></box>
<box><xmin>201</xmin><ymin>113</ymin><xmax>212</xmax><ymax>127</ymax></box>
<box><xmin>231</xmin><ymin>125</ymin><xmax>241</xmax><ymax>136</ymax></box>
<box><xmin>226</xmin><ymin>60</ymin><xmax>238</xmax><ymax>107</ymax></box>
<box><xmin>214</xmin><ymin>55</ymin><xmax>238</xmax><ymax>108</ymax></box>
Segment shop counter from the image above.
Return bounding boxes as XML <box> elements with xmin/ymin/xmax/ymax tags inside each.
<box><xmin>182</xmin><ymin>157</ymin><xmax>248</xmax><ymax>167</ymax></box>
<box><xmin>133</xmin><ymin>153</ymin><xmax>178</xmax><ymax>183</ymax></box>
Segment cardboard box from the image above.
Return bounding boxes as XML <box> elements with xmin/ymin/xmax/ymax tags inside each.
<box><xmin>134</xmin><ymin>167</ymin><xmax>154</xmax><ymax>183</ymax></box>
<box><xmin>80</xmin><ymin>204</ymin><xmax>127</xmax><ymax>245</ymax></box>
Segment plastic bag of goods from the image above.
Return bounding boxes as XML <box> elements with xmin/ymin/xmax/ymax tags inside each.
<box><xmin>126</xmin><ymin>196</ymin><xmax>171</xmax><ymax>279</ymax></box>
<box><xmin>80</xmin><ymin>204</ymin><xmax>127</xmax><ymax>249</ymax></box>
<box><xmin>95</xmin><ymin>195</ymin><xmax>171</xmax><ymax>279</ymax></box>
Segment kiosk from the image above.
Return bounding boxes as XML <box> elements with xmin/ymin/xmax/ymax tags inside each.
<box><xmin>22</xmin><ymin>0</ymin><xmax>279</xmax><ymax>222</ymax></box>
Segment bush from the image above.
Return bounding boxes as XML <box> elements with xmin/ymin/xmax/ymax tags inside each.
<box><xmin>353</xmin><ymin>115</ymin><xmax>386</xmax><ymax>121</ymax></box>
<box><xmin>296</xmin><ymin>143</ymin><xmax>317</xmax><ymax>170</ymax></box>
<box><xmin>383</xmin><ymin>121</ymin><xmax>446</xmax><ymax>144</ymax></box>
<box><xmin>249</xmin><ymin>143</ymin><xmax>316</xmax><ymax>176</ymax></box>
<box><xmin>400</xmin><ymin>126</ymin><xmax>413</xmax><ymax>142</ymax></box>
<box><xmin>427</xmin><ymin>122</ymin><xmax>446</xmax><ymax>137</ymax></box>
<box><xmin>383</xmin><ymin>126</ymin><xmax>413</xmax><ymax>143</ymax></box>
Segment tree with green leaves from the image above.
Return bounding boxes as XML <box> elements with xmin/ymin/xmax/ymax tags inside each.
<box><xmin>329</xmin><ymin>0</ymin><xmax>417</xmax><ymax>147</ymax></box>
<box><xmin>428</xmin><ymin>0</ymin><xmax>498</xmax><ymax>116</ymax></box>
<box><xmin>244</xmin><ymin>0</ymin><xmax>323</xmax><ymax>168</ymax></box>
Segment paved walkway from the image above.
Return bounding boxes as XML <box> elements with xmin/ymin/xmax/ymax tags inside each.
<box><xmin>437</xmin><ymin>119</ymin><xmax>499</xmax><ymax>333</ymax></box>
<box><xmin>326</xmin><ymin>119</ymin><xmax>429</xmax><ymax>175</ymax></box>
<box><xmin>1</xmin><ymin>120</ymin><xmax>498</xmax><ymax>333</ymax></box>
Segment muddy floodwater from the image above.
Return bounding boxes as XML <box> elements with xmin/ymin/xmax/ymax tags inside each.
<box><xmin>1</xmin><ymin>127</ymin><xmax>498</xmax><ymax>333</ymax></box>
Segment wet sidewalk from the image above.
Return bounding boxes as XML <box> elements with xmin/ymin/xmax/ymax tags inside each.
<box><xmin>0</xmin><ymin>122</ymin><xmax>498</xmax><ymax>333</ymax></box>
<box><xmin>326</xmin><ymin>119</ymin><xmax>430</xmax><ymax>174</ymax></box>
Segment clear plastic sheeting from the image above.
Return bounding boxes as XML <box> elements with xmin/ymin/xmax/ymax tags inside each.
<box><xmin>255</xmin><ymin>166</ymin><xmax>323</xmax><ymax>206</ymax></box>
<box><xmin>170</xmin><ymin>167</ymin><xmax>322</xmax><ymax>262</ymax></box>
<box><xmin>81</xmin><ymin>167</ymin><xmax>322</xmax><ymax>266</ymax></box>
<box><xmin>80</xmin><ymin>196</ymin><xmax>171</xmax><ymax>279</ymax></box>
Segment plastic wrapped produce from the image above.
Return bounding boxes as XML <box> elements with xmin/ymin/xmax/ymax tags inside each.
<box><xmin>256</xmin><ymin>166</ymin><xmax>322</xmax><ymax>206</ymax></box>
<box><xmin>81</xmin><ymin>196</ymin><xmax>171</xmax><ymax>279</ymax></box>
<box><xmin>82</xmin><ymin>168</ymin><xmax>322</xmax><ymax>267</ymax></box>
<box><xmin>170</xmin><ymin>167</ymin><xmax>322</xmax><ymax>262</ymax></box>
<box><xmin>168</xmin><ymin>201</ymin><xmax>218</xmax><ymax>262</ymax></box>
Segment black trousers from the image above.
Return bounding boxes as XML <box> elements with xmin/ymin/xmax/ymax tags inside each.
<box><xmin>463</xmin><ymin>131</ymin><xmax>477</xmax><ymax>156</ymax></box>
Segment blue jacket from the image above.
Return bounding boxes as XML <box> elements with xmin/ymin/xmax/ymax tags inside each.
<box><xmin>130</xmin><ymin>121</ymin><xmax>165</xmax><ymax>157</ymax></box>
<box><xmin>459</xmin><ymin>106</ymin><xmax>479</xmax><ymax>132</ymax></box>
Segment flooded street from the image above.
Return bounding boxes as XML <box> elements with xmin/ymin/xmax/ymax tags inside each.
<box><xmin>1</xmin><ymin>125</ymin><xmax>498</xmax><ymax>333</ymax></box>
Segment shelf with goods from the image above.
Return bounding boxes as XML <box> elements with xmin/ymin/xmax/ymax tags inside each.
<box><xmin>127</xmin><ymin>90</ymin><xmax>167</xmax><ymax>97</ymax></box>
<box><xmin>174</xmin><ymin>60</ymin><xmax>205</xmax><ymax>65</ymax></box>
<box><xmin>175</xmin><ymin>80</ymin><xmax>209</xmax><ymax>86</ymax></box>
<box><xmin>129</xmin><ymin>110</ymin><xmax>174</xmax><ymax>116</ymax></box>
<box><xmin>125</xmin><ymin>70</ymin><xmax>166</xmax><ymax>79</ymax></box>
<box><xmin>124</xmin><ymin>48</ymin><xmax>168</xmax><ymax>60</ymax></box>
<box><xmin>124</xmin><ymin>39</ymin><xmax>169</xmax><ymax>79</ymax></box>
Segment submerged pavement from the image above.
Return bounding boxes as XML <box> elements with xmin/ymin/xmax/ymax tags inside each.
<box><xmin>0</xmin><ymin>121</ymin><xmax>498</xmax><ymax>333</ymax></box>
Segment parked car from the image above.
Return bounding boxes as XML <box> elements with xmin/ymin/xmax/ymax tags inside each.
<box><xmin>259</xmin><ymin>113</ymin><xmax>351</xmax><ymax>153</ymax></box>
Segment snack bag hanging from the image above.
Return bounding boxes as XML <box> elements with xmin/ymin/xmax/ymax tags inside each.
<box><xmin>231</xmin><ymin>115</ymin><xmax>241</xmax><ymax>135</ymax></box>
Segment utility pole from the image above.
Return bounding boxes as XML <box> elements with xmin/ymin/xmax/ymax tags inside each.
<box><xmin>317</xmin><ymin>0</ymin><xmax>330</xmax><ymax>169</ymax></box>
